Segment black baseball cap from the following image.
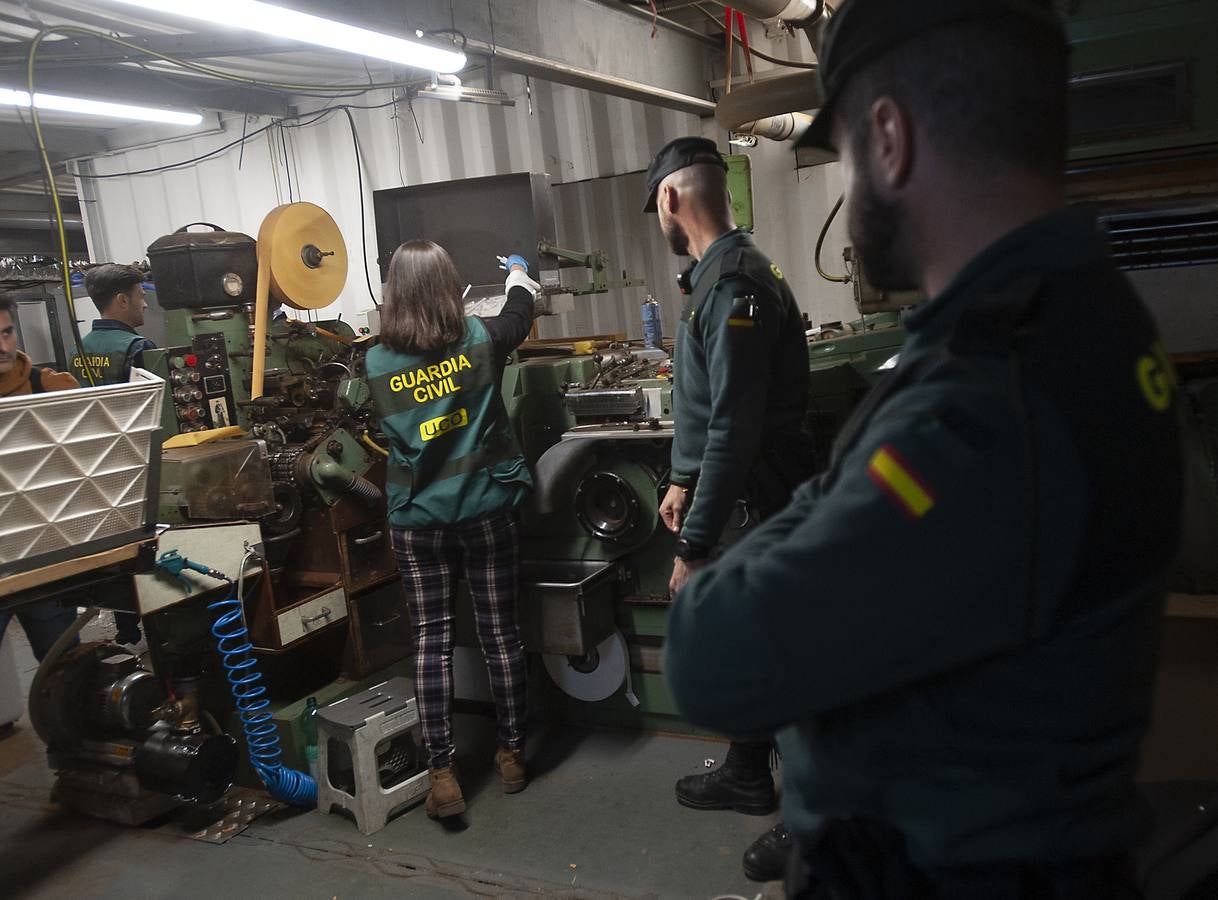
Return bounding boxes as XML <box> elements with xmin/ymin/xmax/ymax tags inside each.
<box><xmin>798</xmin><ymin>0</ymin><xmax>1066</xmax><ymax>153</ymax></box>
<box><xmin>642</xmin><ymin>136</ymin><xmax>728</xmax><ymax>213</ymax></box>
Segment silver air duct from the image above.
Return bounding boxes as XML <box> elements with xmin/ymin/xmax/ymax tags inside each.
<box><xmin>715</xmin><ymin>70</ymin><xmax>822</xmax><ymax>143</ymax></box>
<box><xmin>732</xmin><ymin>112</ymin><xmax>813</xmax><ymax>143</ymax></box>
<box><xmin>728</xmin><ymin>0</ymin><xmax>823</xmax><ymax>25</ymax></box>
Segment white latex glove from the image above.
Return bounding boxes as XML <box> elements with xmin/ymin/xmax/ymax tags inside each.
<box><xmin>505</xmin><ymin>265</ymin><xmax>541</xmax><ymax>298</ymax></box>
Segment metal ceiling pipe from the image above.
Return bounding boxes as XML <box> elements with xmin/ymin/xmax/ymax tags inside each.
<box><xmin>715</xmin><ymin>70</ymin><xmax>822</xmax><ymax>139</ymax></box>
<box><xmin>465</xmin><ymin>40</ymin><xmax>716</xmax><ymax>116</ymax></box>
<box><xmin>728</xmin><ymin>0</ymin><xmax>823</xmax><ymax>25</ymax></box>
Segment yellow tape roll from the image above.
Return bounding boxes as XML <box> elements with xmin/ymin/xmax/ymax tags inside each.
<box><xmin>252</xmin><ymin>202</ymin><xmax>349</xmax><ymax>398</ymax></box>
<box><xmin>258</xmin><ymin>202</ymin><xmax>348</xmax><ymax>311</ymax></box>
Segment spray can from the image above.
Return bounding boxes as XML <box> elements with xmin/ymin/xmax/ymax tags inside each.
<box><xmin>642</xmin><ymin>295</ymin><xmax>663</xmax><ymax>348</ymax></box>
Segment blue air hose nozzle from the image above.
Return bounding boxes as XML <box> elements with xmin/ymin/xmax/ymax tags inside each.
<box><xmin>155</xmin><ymin>549</ymin><xmax>228</xmax><ymax>593</ymax></box>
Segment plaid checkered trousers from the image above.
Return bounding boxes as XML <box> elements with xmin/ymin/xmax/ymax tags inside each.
<box><xmin>390</xmin><ymin>510</ymin><xmax>526</xmax><ymax>769</ymax></box>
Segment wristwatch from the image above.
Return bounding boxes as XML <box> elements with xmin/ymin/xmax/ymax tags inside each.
<box><xmin>674</xmin><ymin>537</ymin><xmax>710</xmax><ymax>562</ymax></box>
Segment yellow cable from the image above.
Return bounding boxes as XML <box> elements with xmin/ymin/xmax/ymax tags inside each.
<box><xmin>27</xmin><ymin>31</ymin><xmax>95</xmax><ymax>385</ymax></box>
<box><xmin>361</xmin><ymin>432</ymin><xmax>389</xmax><ymax>457</ymax></box>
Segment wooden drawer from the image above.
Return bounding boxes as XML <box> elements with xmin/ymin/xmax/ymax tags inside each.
<box><xmin>276</xmin><ymin>585</ymin><xmax>348</xmax><ymax>646</ymax></box>
<box><xmin>342</xmin><ymin>578</ymin><xmax>412</xmax><ymax>679</ymax></box>
<box><xmin>340</xmin><ymin>522</ymin><xmax>395</xmax><ymax>592</ymax></box>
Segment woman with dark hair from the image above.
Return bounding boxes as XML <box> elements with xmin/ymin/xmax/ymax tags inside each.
<box><xmin>366</xmin><ymin>240</ymin><xmax>539</xmax><ymax>820</ymax></box>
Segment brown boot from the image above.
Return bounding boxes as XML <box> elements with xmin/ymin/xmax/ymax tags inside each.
<box><xmin>425</xmin><ymin>766</ymin><xmax>466</xmax><ymax>819</ymax></box>
<box><xmin>494</xmin><ymin>746</ymin><xmax>526</xmax><ymax>794</ymax></box>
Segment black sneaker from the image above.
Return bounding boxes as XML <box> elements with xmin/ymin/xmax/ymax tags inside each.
<box><xmin>743</xmin><ymin>822</ymin><xmax>792</xmax><ymax>882</ymax></box>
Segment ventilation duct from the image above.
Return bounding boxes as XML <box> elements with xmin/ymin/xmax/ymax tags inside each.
<box><xmin>727</xmin><ymin>0</ymin><xmax>824</xmax><ymax>26</ymax></box>
<box><xmin>715</xmin><ymin>70</ymin><xmax>822</xmax><ymax>144</ymax></box>
<box><xmin>731</xmin><ymin>112</ymin><xmax>813</xmax><ymax>142</ymax></box>
<box><xmin>1100</xmin><ymin>204</ymin><xmax>1218</xmax><ymax>270</ymax></box>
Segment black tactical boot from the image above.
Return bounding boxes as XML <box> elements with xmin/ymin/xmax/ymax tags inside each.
<box><xmin>675</xmin><ymin>740</ymin><xmax>777</xmax><ymax>815</ymax></box>
<box><xmin>743</xmin><ymin>822</ymin><xmax>792</xmax><ymax>882</ymax></box>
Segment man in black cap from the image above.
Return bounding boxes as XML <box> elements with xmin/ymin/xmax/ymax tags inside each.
<box><xmin>644</xmin><ymin>136</ymin><xmax>812</xmax><ymax>882</ymax></box>
<box><xmin>665</xmin><ymin>2</ymin><xmax>1183</xmax><ymax>897</ymax></box>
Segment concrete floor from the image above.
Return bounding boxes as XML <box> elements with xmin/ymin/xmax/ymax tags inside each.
<box><xmin>1</xmin><ymin>618</ymin><xmax>783</xmax><ymax>900</ymax></box>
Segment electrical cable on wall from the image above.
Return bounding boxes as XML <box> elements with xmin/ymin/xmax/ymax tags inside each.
<box><xmin>280</xmin><ymin>125</ymin><xmax>295</xmax><ymax>202</ymax></box>
<box><xmin>71</xmin><ymin>99</ymin><xmax>395</xmax><ymax>181</ymax></box>
<box><xmin>390</xmin><ymin>90</ymin><xmax>408</xmax><ymax>186</ymax></box>
<box><xmin>816</xmin><ymin>194</ymin><xmax>852</xmax><ymax>284</ymax></box>
<box><xmin>341</xmin><ymin>107</ymin><xmax>383</xmax><ymax>310</ymax></box>
<box><xmin>265</xmin><ymin>131</ymin><xmax>283</xmax><ymax>204</ymax></box>
<box><xmin>288</xmin><ymin>127</ymin><xmax>303</xmax><ymax>200</ymax></box>
<box><xmin>407</xmin><ymin>91</ymin><xmax>425</xmax><ymax>143</ymax></box>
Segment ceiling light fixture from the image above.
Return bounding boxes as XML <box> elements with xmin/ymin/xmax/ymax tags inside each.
<box><xmin>413</xmin><ymin>75</ymin><xmax>514</xmax><ymax>108</ymax></box>
<box><xmin>107</xmin><ymin>0</ymin><xmax>467</xmax><ymax>73</ymax></box>
<box><xmin>0</xmin><ymin>87</ymin><xmax>203</xmax><ymax>125</ymax></box>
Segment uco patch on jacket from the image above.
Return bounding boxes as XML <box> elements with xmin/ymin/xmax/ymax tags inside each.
<box><xmin>420</xmin><ymin>408</ymin><xmax>470</xmax><ymax>441</ymax></box>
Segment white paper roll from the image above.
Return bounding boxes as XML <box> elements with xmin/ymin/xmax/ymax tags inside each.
<box><xmin>544</xmin><ymin>630</ymin><xmax>636</xmax><ymax>704</ymax></box>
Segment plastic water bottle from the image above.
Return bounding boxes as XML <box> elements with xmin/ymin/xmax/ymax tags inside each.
<box><xmin>642</xmin><ymin>295</ymin><xmax>663</xmax><ymax>348</ymax></box>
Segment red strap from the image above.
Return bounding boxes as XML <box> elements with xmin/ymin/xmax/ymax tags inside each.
<box><xmin>736</xmin><ymin>11</ymin><xmax>753</xmax><ymax>78</ymax></box>
<box><xmin>724</xmin><ymin>6</ymin><xmax>735</xmax><ymax>93</ymax></box>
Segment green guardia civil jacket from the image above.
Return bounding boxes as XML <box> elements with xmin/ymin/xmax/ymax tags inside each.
<box><xmin>71</xmin><ymin>319</ymin><xmax>156</xmax><ymax>385</ymax></box>
<box><xmin>665</xmin><ymin>208</ymin><xmax>1184</xmax><ymax>868</ymax></box>
<box><xmin>671</xmin><ymin>228</ymin><xmax>811</xmax><ymax>549</ymax></box>
<box><xmin>366</xmin><ymin>315</ymin><xmax>533</xmax><ymax>529</ymax></box>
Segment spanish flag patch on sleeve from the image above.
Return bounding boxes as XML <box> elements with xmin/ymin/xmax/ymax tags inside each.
<box><xmin>866</xmin><ymin>443</ymin><xmax>935</xmax><ymax>518</ymax></box>
<box><xmin>727</xmin><ymin>294</ymin><xmax>758</xmax><ymax>328</ymax></box>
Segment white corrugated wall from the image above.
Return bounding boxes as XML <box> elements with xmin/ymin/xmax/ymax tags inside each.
<box><xmin>76</xmin><ymin>67</ymin><xmax>860</xmax><ymax>337</ymax></box>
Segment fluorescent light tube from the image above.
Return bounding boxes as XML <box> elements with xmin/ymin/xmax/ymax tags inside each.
<box><xmin>107</xmin><ymin>0</ymin><xmax>467</xmax><ymax>73</ymax></box>
<box><xmin>0</xmin><ymin>87</ymin><xmax>203</xmax><ymax>125</ymax></box>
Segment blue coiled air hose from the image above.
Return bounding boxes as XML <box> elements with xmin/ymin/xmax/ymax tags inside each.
<box><xmin>156</xmin><ymin>549</ymin><xmax>316</xmax><ymax>808</ymax></box>
<box><xmin>207</xmin><ymin>586</ymin><xmax>317</xmax><ymax>808</ymax></box>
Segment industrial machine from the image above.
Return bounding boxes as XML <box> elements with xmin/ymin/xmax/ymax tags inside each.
<box><xmin>29</xmin><ymin>638</ymin><xmax>237</xmax><ymax>824</ymax></box>
<box><xmin>485</xmin><ymin>313</ymin><xmax>905</xmax><ymax>730</ymax></box>
<box><xmin>142</xmin><ymin>206</ymin><xmax>410</xmax><ymax>683</ymax></box>
<box><xmin>7</xmin><ymin>202</ymin><xmax>419</xmax><ymax>824</ymax></box>
<box><xmin>0</xmin><ymin>173</ymin><xmax>991</xmax><ymax>811</ymax></box>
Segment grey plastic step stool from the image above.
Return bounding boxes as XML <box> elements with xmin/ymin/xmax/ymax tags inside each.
<box><xmin>316</xmin><ymin>677</ymin><xmax>431</xmax><ymax>835</ymax></box>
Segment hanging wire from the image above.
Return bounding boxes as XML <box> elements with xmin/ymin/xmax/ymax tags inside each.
<box><xmin>279</xmin><ymin>123</ymin><xmax>295</xmax><ymax>202</ymax></box>
<box><xmin>390</xmin><ymin>89</ymin><xmax>408</xmax><ymax>185</ymax></box>
<box><xmin>815</xmin><ymin>194</ymin><xmax>852</xmax><ymax>284</ymax></box>
<box><xmin>341</xmin><ymin>107</ymin><xmax>382</xmax><ymax>310</ymax></box>
<box><xmin>266</xmin><ymin>125</ymin><xmax>283</xmax><ymax>205</ymax></box>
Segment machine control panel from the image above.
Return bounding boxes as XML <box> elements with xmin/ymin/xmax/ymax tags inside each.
<box><xmin>165</xmin><ymin>332</ymin><xmax>238</xmax><ymax>433</ymax></box>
